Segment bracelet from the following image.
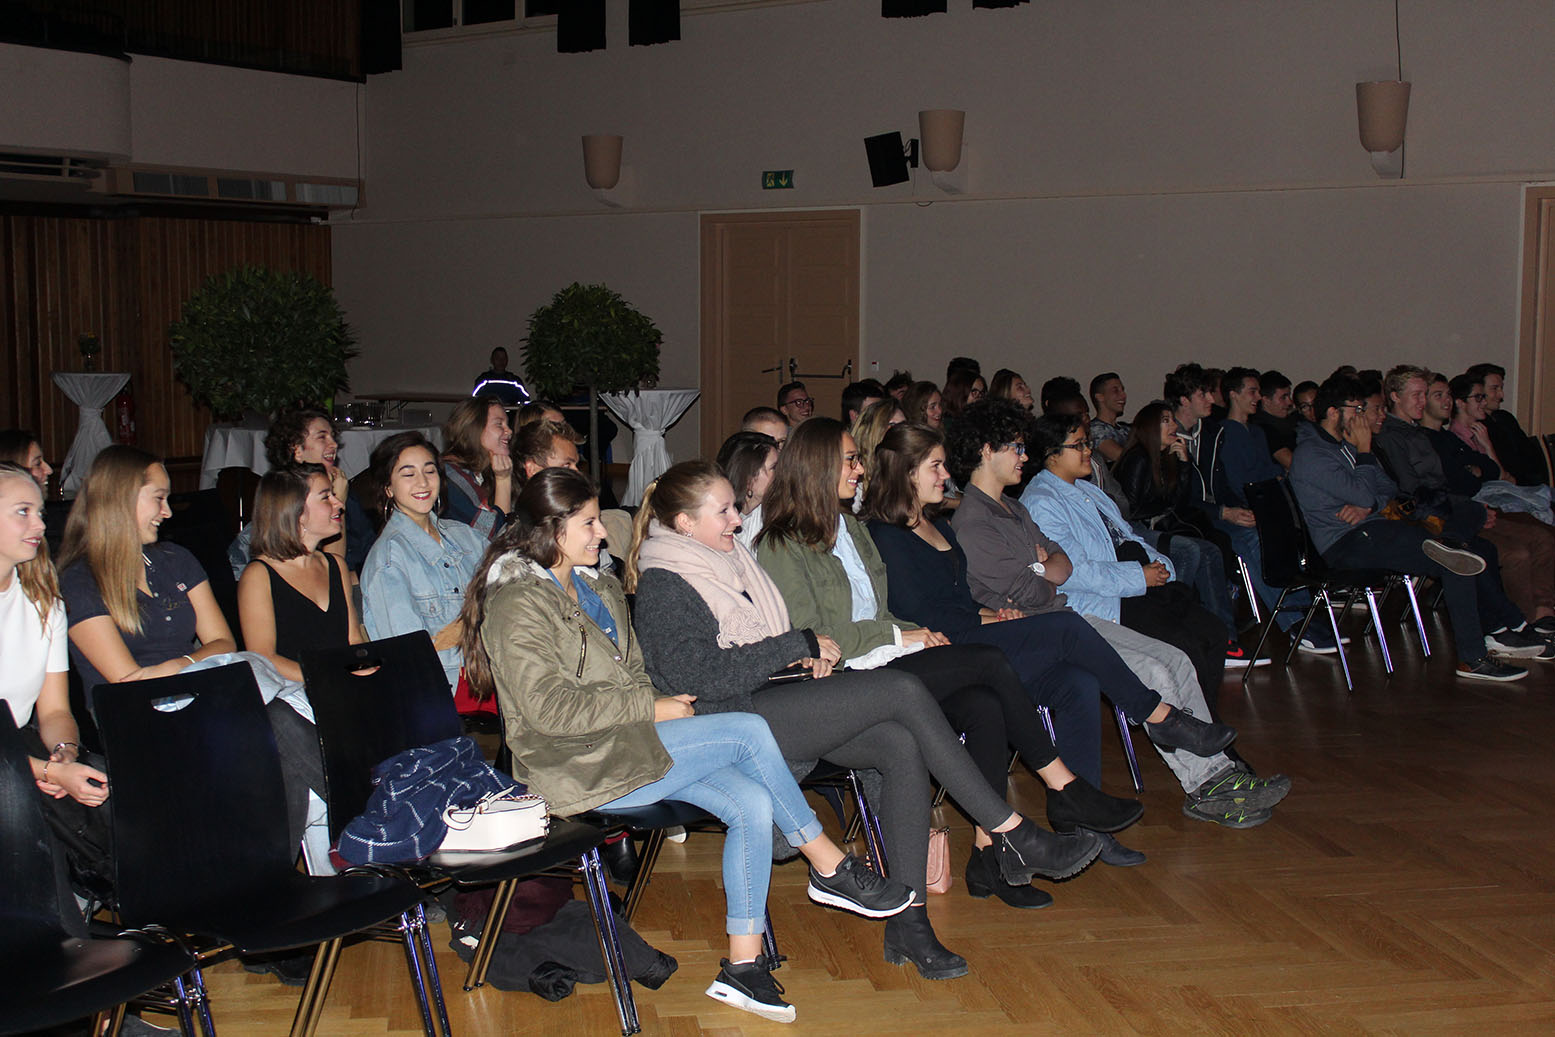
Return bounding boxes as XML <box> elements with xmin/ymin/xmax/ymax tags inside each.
<box><xmin>182</xmin><ymin>654</ymin><xmax>196</xmax><ymax>666</ymax></box>
<box><xmin>41</xmin><ymin>760</ymin><xmax>50</xmax><ymax>783</ymax></box>
<box><xmin>51</xmin><ymin>741</ymin><xmax>80</xmax><ymax>758</ymax></box>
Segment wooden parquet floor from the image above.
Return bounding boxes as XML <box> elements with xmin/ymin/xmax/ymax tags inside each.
<box><xmin>158</xmin><ymin>610</ymin><xmax>1555</xmax><ymax>1034</ymax></box>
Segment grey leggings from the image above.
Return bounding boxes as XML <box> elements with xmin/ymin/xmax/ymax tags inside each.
<box><xmin>746</xmin><ymin>667</ymin><xmax>1015</xmax><ymax>899</ymax></box>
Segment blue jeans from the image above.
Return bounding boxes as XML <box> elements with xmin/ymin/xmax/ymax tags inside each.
<box><xmin>600</xmin><ymin>713</ymin><xmax>824</xmax><ymax>935</ymax></box>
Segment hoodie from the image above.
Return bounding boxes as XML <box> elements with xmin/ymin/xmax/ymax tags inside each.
<box><xmin>1287</xmin><ymin>421</ymin><xmax>1397</xmax><ymax>555</ymax></box>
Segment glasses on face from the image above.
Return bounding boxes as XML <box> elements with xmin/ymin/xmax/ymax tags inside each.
<box><xmin>1469</xmin><ymin>393</ymin><xmax>1488</xmax><ymax>402</ymax></box>
<box><xmin>784</xmin><ymin>397</ymin><xmax>814</xmax><ymax>410</ymax></box>
<box><xmin>999</xmin><ymin>442</ymin><xmax>1027</xmax><ymax>457</ymax></box>
<box><xmin>1057</xmin><ymin>440</ymin><xmax>1091</xmax><ymax>454</ymax></box>
<box><xmin>842</xmin><ymin>452</ymin><xmax>863</xmax><ymax>469</ymax></box>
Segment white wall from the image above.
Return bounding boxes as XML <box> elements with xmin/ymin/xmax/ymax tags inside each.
<box><xmin>0</xmin><ymin>44</ymin><xmax>360</xmax><ymax>178</ymax></box>
<box><xmin>334</xmin><ymin>0</ymin><xmax>1555</xmax><ymax>459</ymax></box>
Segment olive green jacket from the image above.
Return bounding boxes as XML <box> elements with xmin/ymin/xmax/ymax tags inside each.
<box><xmin>756</xmin><ymin>514</ymin><xmax>919</xmax><ymax>660</ymax></box>
<box><xmin>481</xmin><ymin>556</ymin><xmax>672</xmax><ymax>817</ymax></box>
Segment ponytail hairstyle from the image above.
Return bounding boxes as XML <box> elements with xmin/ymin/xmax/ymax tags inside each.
<box><xmin>458</xmin><ymin>467</ymin><xmax>597</xmax><ymax>701</ymax></box>
<box><xmin>623</xmin><ymin>460</ymin><xmax>728</xmax><ymax>592</ymax></box>
<box><xmin>58</xmin><ymin>445</ymin><xmax>163</xmax><ymax>637</ymax></box>
<box><xmin>0</xmin><ymin>462</ymin><xmax>59</xmax><ymax>628</ymax></box>
<box><xmin>863</xmin><ymin>423</ymin><xmax>945</xmax><ymax>528</ymax></box>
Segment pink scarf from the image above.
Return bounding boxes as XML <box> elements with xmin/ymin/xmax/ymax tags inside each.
<box><xmin>636</xmin><ymin>520</ymin><xmax>791</xmax><ymax>647</ymax></box>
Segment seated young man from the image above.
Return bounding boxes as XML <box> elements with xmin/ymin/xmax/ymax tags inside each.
<box><xmin>1250</xmin><ymin>369</ymin><xmax>1299</xmax><ymax>469</ymax></box>
<box><xmin>1216</xmin><ymin>367</ymin><xmax>1333</xmax><ymax>653</ymax></box>
<box><xmin>1087</xmin><ymin>372</ymin><xmax>1130</xmax><ymax>465</ymax></box>
<box><xmin>741</xmin><ymin>406</ymin><xmax>790</xmax><ymax>450</ymax></box>
<box><xmin>1469</xmin><ymin>362</ymin><xmax>1549</xmax><ymax>486</ymax></box>
<box><xmin>1287</xmin><ymin>374</ymin><xmax>1543</xmax><ymax>681</ymax></box>
<box><xmin>947</xmin><ymin>400</ymin><xmax>1288</xmax><ymax>829</ymax></box>
<box><xmin>1375</xmin><ymin>366</ymin><xmax>1555</xmax><ymax>629</ymax></box>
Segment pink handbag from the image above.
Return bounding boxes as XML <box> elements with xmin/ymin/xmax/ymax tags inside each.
<box><xmin>925</xmin><ymin>827</ymin><xmax>952</xmax><ymax>894</ymax></box>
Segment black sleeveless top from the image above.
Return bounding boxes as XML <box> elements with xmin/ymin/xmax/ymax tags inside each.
<box><xmin>261</xmin><ymin>554</ymin><xmax>348</xmax><ymax>661</ymax></box>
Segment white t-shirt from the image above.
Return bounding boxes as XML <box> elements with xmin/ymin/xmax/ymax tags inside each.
<box><xmin>0</xmin><ymin>575</ymin><xmax>68</xmax><ymax>725</ymax></box>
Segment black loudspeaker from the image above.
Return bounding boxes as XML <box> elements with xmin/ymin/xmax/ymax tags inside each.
<box><xmin>864</xmin><ymin>132</ymin><xmax>910</xmax><ymax>187</ymax></box>
<box><xmin>361</xmin><ymin>0</ymin><xmax>403</xmax><ymax>75</ymax></box>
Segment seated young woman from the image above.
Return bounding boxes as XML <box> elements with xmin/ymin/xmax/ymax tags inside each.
<box><xmin>716</xmin><ymin>430</ymin><xmax>779</xmax><ymax>549</ymax></box>
<box><xmin>227</xmin><ymin>409</ymin><xmax>375</xmax><ymax>578</ymax></box>
<box><xmin>359</xmin><ymin>431</ymin><xmax>486</xmax><ymax>694</ymax></box>
<box><xmin>440</xmin><ymin>394</ymin><xmax>514</xmax><ymax>541</ymax></box>
<box><xmin>865</xmin><ymin>421</ymin><xmax>1244</xmax><ymax>863</ymax></box>
<box><xmin>753</xmin><ymin>419</ymin><xmax>1110</xmax><ymax>874</ymax></box>
<box><xmin>458</xmin><ymin>467</ymin><xmax>913</xmax><ymax>1024</ymax></box>
<box><xmin>238</xmin><ymin>464</ymin><xmax>367</xmax><ymax>682</ymax></box>
<box><xmin>631</xmin><ymin>462</ymin><xmax>1130</xmax><ymax>978</ymax></box>
<box><xmin>1112</xmin><ymin>401</ymin><xmax>1240</xmax><ymax>645</ymax></box>
<box><xmin>58</xmin><ymin>446</ymin><xmax>326</xmax><ymax>852</ymax></box>
<box><xmin>0</xmin><ymin>462</ymin><xmax>109</xmax><ymax>903</ymax></box>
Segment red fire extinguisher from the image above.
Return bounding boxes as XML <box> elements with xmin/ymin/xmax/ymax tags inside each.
<box><xmin>113</xmin><ymin>384</ymin><xmax>137</xmax><ymax>445</ymax></box>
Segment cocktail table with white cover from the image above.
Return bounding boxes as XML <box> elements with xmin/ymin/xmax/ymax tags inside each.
<box><xmin>52</xmin><ymin>371</ymin><xmax>130</xmax><ymax>496</ymax></box>
<box><xmin>200</xmin><ymin>422</ymin><xmax>445</xmax><ymax>489</ymax></box>
<box><xmin>600</xmin><ymin>388</ymin><xmax>700</xmax><ymax>506</ymax></box>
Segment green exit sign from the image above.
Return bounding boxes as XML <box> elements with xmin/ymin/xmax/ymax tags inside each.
<box><xmin>763</xmin><ymin>170</ymin><xmax>794</xmax><ymax>189</ymax></box>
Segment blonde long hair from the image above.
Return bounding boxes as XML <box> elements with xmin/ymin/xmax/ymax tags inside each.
<box><xmin>0</xmin><ymin>462</ymin><xmax>59</xmax><ymax>628</ymax></box>
<box><xmin>58</xmin><ymin>445</ymin><xmax>163</xmax><ymax>636</ymax></box>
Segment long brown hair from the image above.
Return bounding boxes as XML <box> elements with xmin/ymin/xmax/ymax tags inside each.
<box><xmin>1117</xmin><ymin>401</ymin><xmax>1179</xmax><ymax>494</ymax></box>
<box><xmin>0</xmin><ymin>462</ymin><xmax>59</xmax><ymax>628</ymax></box>
<box><xmin>900</xmin><ymin>381</ymin><xmax>942</xmax><ymax>427</ymax></box>
<box><xmin>758</xmin><ymin>417</ymin><xmax>847</xmax><ymax>550</ymax></box>
<box><xmin>459</xmin><ymin>467</ymin><xmax>598</xmax><ymax>701</ymax></box>
<box><xmin>441</xmin><ymin>395</ymin><xmax>505</xmax><ymax>488</ymax></box>
<box><xmin>625</xmin><ymin>461</ymin><xmax>727</xmax><ymax>592</ymax></box>
<box><xmin>58</xmin><ymin>445</ymin><xmax>163</xmax><ymax>636</ymax></box>
<box><xmin>863</xmin><ymin>423</ymin><xmax>943</xmax><ymax>529</ymax></box>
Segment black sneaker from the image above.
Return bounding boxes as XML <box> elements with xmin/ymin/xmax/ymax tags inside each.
<box><xmin>1456</xmin><ymin>657</ymin><xmax>1528</xmax><ymax>682</ymax></box>
<box><xmin>1192</xmin><ymin>764</ymin><xmax>1292</xmax><ymax>810</ymax></box>
<box><xmin>1485</xmin><ymin>627</ymin><xmax>1550</xmax><ymax>659</ymax></box>
<box><xmin>1181</xmin><ymin>797</ymin><xmax>1272</xmax><ymax>829</ymax></box>
<box><xmin>706</xmin><ymin>955</ymin><xmax>795</xmax><ymax>1023</ymax></box>
<box><xmin>1143</xmin><ymin>706</ymin><xmax>1237</xmax><ymax>758</ymax></box>
<box><xmin>1422</xmin><ymin>538</ymin><xmax>1487</xmax><ymax>576</ymax></box>
<box><xmin>807</xmin><ymin>852</ymin><xmax>914</xmax><ymax>918</ymax></box>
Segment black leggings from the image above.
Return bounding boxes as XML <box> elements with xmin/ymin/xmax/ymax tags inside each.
<box><xmin>885</xmin><ymin>643</ymin><xmax>1059</xmax><ymax>802</ymax></box>
<box><xmin>750</xmin><ymin>667</ymin><xmax>1017</xmax><ymax>898</ymax></box>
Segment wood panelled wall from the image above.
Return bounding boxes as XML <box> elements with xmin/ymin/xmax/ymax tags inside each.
<box><xmin>7</xmin><ymin>0</ymin><xmax>362</xmax><ymax>78</ymax></box>
<box><xmin>1</xmin><ymin>211</ymin><xmax>332</xmax><ymax>473</ymax></box>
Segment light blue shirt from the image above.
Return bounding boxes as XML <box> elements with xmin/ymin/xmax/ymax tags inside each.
<box><xmin>832</xmin><ymin>515</ymin><xmax>878</xmax><ymax>622</ymax></box>
<box><xmin>1021</xmin><ymin>470</ymin><xmax>1174</xmax><ymax>624</ymax></box>
<box><xmin>361</xmin><ymin>510</ymin><xmax>486</xmax><ymax>692</ymax></box>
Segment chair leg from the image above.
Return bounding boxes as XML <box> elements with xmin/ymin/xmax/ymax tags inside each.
<box><xmin>1238</xmin><ymin>556</ymin><xmax>1262</xmax><ymax>624</ymax></box>
<box><xmin>288</xmin><ymin>938</ymin><xmax>344</xmax><ymax>1037</ymax></box>
<box><xmin>1244</xmin><ymin>587</ymin><xmax>1292</xmax><ymax>686</ymax></box>
<box><xmin>465</xmin><ymin>877</ymin><xmax>519</xmax><ymax>990</ymax></box>
<box><xmin>166</xmin><ymin>973</ymin><xmax>198</xmax><ymax>1037</ymax></box>
<box><xmin>580</xmin><ymin>848</ymin><xmax>640</xmax><ymax>1036</ymax></box>
<box><xmin>397</xmin><ymin>908</ymin><xmax>440</xmax><ymax>1037</ymax></box>
<box><xmin>1113</xmin><ymin>706</ymin><xmax>1143</xmax><ymax>793</ymax></box>
<box><xmin>847</xmin><ymin>768</ymin><xmax>889</xmax><ymax>875</ymax></box>
<box><xmin>761</xmin><ymin>909</ymin><xmax>781</xmax><ymax>969</ymax></box>
<box><xmin>1402</xmin><ymin>576</ymin><xmax>1432</xmax><ymax>657</ymax></box>
<box><xmin>1363</xmin><ymin>587</ymin><xmax>1394</xmax><ymax>676</ymax></box>
<box><xmin>1319</xmin><ymin>591</ymin><xmax>1355</xmax><ymax>692</ymax></box>
<box><xmin>90</xmin><ymin>1004</ymin><xmax>126</xmax><ymax>1037</ymax></box>
<box><xmin>1034</xmin><ymin>705</ymin><xmax>1057</xmax><ymax>745</ymax></box>
<box><xmin>621</xmin><ymin>827</ymin><xmax>667</xmax><ymax>923</ymax></box>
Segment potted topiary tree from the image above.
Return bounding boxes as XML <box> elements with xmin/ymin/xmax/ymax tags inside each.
<box><xmin>169</xmin><ymin>265</ymin><xmax>358</xmax><ymax>421</ymax></box>
<box><xmin>522</xmin><ymin>281</ymin><xmax>662</xmax><ymax>478</ymax></box>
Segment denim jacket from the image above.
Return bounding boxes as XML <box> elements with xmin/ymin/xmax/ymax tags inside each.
<box><xmin>361</xmin><ymin>510</ymin><xmax>485</xmax><ymax>691</ymax></box>
<box><xmin>1021</xmin><ymin>470</ymin><xmax>1174</xmax><ymax>624</ymax></box>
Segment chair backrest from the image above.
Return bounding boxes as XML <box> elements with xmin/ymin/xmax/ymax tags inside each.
<box><xmin>93</xmin><ymin>662</ymin><xmax>295</xmax><ymax>928</ymax></box>
<box><xmin>0</xmin><ymin>704</ymin><xmax>75</xmax><ymax>948</ymax></box>
<box><xmin>299</xmin><ymin>632</ymin><xmax>464</xmax><ymax>843</ymax></box>
<box><xmin>1245</xmin><ymin>478</ymin><xmax>1315</xmax><ymax>588</ymax></box>
<box><xmin>160</xmin><ymin>489</ymin><xmax>243</xmax><ymax>648</ymax></box>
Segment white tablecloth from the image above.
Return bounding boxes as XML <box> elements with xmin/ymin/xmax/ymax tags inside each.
<box><xmin>200</xmin><ymin>423</ymin><xmax>445</xmax><ymax>489</ymax></box>
<box><xmin>52</xmin><ymin>371</ymin><xmax>130</xmax><ymax>496</ymax></box>
<box><xmin>601</xmin><ymin>388</ymin><xmax>700</xmax><ymax>505</ymax></box>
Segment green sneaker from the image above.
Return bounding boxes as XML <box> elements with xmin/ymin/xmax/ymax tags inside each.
<box><xmin>1192</xmin><ymin>765</ymin><xmax>1291</xmax><ymax>810</ymax></box>
<box><xmin>1182</xmin><ymin>797</ymin><xmax>1272</xmax><ymax>829</ymax></box>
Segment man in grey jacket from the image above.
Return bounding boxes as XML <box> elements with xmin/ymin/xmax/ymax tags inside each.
<box><xmin>1288</xmin><ymin>374</ymin><xmax>1540</xmax><ymax>681</ymax></box>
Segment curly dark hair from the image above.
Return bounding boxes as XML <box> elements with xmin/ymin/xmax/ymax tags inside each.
<box><xmin>943</xmin><ymin>398</ymin><xmax>1033</xmax><ymax>484</ymax></box>
<box><xmin>1029</xmin><ymin>412</ymin><xmax>1086</xmax><ymax>469</ymax></box>
<box><xmin>264</xmin><ymin>408</ymin><xmax>334</xmax><ymax>470</ymax></box>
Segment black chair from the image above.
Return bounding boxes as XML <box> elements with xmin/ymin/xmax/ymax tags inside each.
<box><xmin>160</xmin><ymin>488</ymin><xmax>244</xmax><ymax>647</ymax></box>
<box><xmin>93</xmin><ymin>662</ymin><xmax>439</xmax><ymax>1037</ymax></box>
<box><xmin>1243</xmin><ymin>479</ymin><xmax>1426</xmax><ymax>692</ymax></box>
<box><xmin>0</xmin><ymin>706</ymin><xmax>199</xmax><ymax>1037</ymax></box>
<box><xmin>298</xmin><ymin>633</ymin><xmax>640</xmax><ymax>1036</ymax></box>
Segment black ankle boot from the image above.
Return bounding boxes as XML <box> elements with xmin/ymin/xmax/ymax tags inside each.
<box><xmin>883</xmin><ymin>905</ymin><xmax>969</xmax><ymax>980</ymax></box>
<box><xmin>1046</xmin><ymin>776</ymin><xmax>1144</xmax><ymax>834</ymax></box>
<box><xmin>994</xmin><ymin>820</ymin><xmax>1101</xmax><ymax>885</ymax></box>
<box><xmin>964</xmin><ymin>847</ymin><xmax>1053</xmax><ymax>909</ymax></box>
<box><xmin>1143</xmin><ymin>706</ymin><xmax>1237</xmax><ymax>757</ymax></box>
